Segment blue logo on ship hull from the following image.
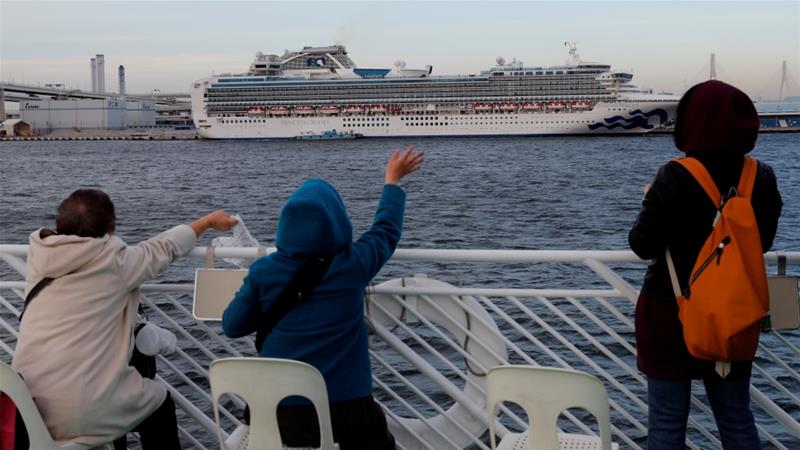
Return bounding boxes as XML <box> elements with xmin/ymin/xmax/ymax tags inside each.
<box><xmin>588</xmin><ymin>108</ymin><xmax>669</xmax><ymax>130</ymax></box>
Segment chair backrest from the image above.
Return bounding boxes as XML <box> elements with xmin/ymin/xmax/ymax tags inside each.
<box><xmin>486</xmin><ymin>365</ymin><xmax>612</xmax><ymax>450</ymax></box>
<box><xmin>209</xmin><ymin>357</ymin><xmax>336</xmax><ymax>450</ymax></box>
<box><xmin>0</xmin><ymin>361</ymin><xmax>56</xmax><ymax>449</ymax></box>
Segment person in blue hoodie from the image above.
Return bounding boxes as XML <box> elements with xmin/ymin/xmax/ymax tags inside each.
<box><xmin>222</xmin><ymin>146</ymin><xmax>424</xmax><ymax>450</ymax></box>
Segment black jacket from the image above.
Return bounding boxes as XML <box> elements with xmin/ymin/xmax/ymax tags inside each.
<box><xmin>629</xmin><ymin>155</ymin><xmax>782</xmax><ymax>379</ymax></box>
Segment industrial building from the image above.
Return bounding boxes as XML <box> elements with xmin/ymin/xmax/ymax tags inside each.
<box><xmin>126</xmin><ymin>100</ymin><xmax>156</xmax><ymax>127</ymax></box>
<box><xmin>20</xmin><ymin>98</ymin><xmax>127</xmax><ymax>131</ymax></box>
<box><xmin>18</xmin><ymin>98</ymin><xmax>157</xmax><ymax>131</ymax></box>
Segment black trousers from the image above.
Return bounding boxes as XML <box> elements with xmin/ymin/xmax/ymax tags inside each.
<box><xmin>113</xmin><ymin>393</ymin><xmax>180</xmax><ymax>450</ymax></box>
<box><xmin>273</xmin><ymin>396</ymin><xmax>395</xmax><ymax>450</ymax></box>
<box><xmin>114</xmin><ymin>330</ymin><xmax>179</xmax><ymax>450</ymax></box>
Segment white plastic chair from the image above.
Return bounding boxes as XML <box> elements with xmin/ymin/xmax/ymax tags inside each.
<box><xmin>209</xmin><ymin>357</ymin><xmax>338</xmax><ymax>450</ymax></box>
<box><xmin>0</xmin><ymin>361</ymin><xmax>112</xmax><ymax>450</ymax></box>
<box><xmin>487</xmin><ymin>365</ymin><xmax>616</xmax><ymax>450</ymax></box>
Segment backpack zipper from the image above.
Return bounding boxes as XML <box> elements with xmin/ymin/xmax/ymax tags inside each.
<box><xmin>684</xmin><ymin>236</ymin><xmax>731</xmax><ymax>298</ymax></box>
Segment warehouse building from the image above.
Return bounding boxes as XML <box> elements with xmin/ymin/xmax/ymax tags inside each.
<box><xmin>20</xmin><ymin>98</ymin><xmax>125</xmax><ymax>131</ymax></box>
<box><xmin>19</xmin><ymin>98</ymin><xmax>156</xmax><ymax>131</ymax></box>
<box><xmin>126</xmin><ymin>100</ymin><xmax>156</xmax><ymax>128</ymax></box>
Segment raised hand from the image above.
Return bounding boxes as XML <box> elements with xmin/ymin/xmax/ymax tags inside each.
<box><xmin>190</xmin><ymin>210</ymin><xmax>238</xmax><ymax>236</ymax></box>
<box><xmin>385</xmin><ymin>146</ymin><xmax>425</xmax><ymax>184</ymax></box>
<box><xmin>206</xmin><ymin>211</ymin><xmax>238</xmax><ymax>231</ymax></box>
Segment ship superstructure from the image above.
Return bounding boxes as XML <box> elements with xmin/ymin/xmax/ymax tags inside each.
<box><xmin>191</xmin><ymin>44</ymin><xmax>678</xmax><ymax>139</ymax></box>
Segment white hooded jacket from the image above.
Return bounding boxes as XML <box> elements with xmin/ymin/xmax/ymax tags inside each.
<box><xmin>12</xmin><ymin>225</ymin><xmax>196</xmax><ymax>445</ymax></box>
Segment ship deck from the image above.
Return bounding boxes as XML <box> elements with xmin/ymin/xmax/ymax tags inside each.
<box><xmin>1</xmin><ymin>246</ymin><xmax>798</xmax><ymax>449</ymax></box>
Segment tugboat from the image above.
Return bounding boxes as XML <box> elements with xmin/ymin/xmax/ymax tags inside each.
<box><xmin>295</xmin><ymin>129</ymin><xmax>363</xmax><ymax>140</ymax></box>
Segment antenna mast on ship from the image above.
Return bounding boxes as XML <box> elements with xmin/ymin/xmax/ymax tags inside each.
<box><xmin>565</xmin><ymin>41</ymin><xmax>580</xmax><ymax>65</ymax></box>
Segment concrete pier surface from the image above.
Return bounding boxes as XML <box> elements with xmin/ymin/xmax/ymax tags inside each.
<box><xmin>0</xmin><ymin>128</ymin><xmax>200</xmax><ymax>141</ymax></box>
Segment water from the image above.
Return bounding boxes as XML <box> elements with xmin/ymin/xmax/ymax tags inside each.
<box><xmin>2</xmin><ymin>135</ymin><xmax>797</xmax><ymax>255</ymax></box>
<box><xmin>1</xmin><ymin>134</ymin><xmax>798</xmax><ymax>448</ymax></box>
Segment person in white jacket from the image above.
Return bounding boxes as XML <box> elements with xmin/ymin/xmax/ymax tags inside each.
<box><xmin>12</xmin><ymin>189</ymin><xmax>236</xmax><ymax>449</ymax></box>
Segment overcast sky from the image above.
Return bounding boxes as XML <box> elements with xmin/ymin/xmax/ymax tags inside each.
<box><xmin>2</xmin><ymin>0</ymin><xmax>799</xmax><ymax>99</ymax></box>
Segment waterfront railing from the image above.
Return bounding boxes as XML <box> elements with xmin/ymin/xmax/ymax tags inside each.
<box><xmin>1</xmin><ymin>246</ymin><xmax>798</xmax><ymax>449</ymax></box>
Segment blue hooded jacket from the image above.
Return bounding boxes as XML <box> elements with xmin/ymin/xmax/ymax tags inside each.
<box><xmin>222</xmin><ymin>179</ymin><xmax>405</xmax><ymax>402</ymax></box>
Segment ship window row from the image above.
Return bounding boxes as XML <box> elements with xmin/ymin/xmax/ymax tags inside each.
<box><xmin>216</xmin><ymin>118</ymin><xmax>599</xmax><ymax>126</ymax></box>
<box><xmin>210</xmin><ymin>74</ymin><xmax>600</xmax><ymax>89</ymax></box>
<box><xmin>206</xmin><ymin>84</ymin><xmax>608</xmax><ymax>98</ymax></box>
<box><xmin>204</xmin><ymin>96</ymin><xmax>612</xmax><ymax>110</ymax></box>
<box><xmin>206</xmin><ymin>84</ymin><xmax>606</xmax><ymax>97</ymax></box>
<box><xmin>207</xmin><ymin>78</ymin><xmax>603</xmax><ymax>94</ymax></box>
<box><xmin>205</xmin><ymin>102</ymin><xmax>611</xmax><ymax>114</ymax></box>
<box><xmin>343</xmin><ymin>117</ymin><xmax>389</xmax><ymax>122</ymax></box>
<box><xmin>206</xmin><ymin>85</ymin><xmax>607</xmax><ymax>99</ymax></box>
<box><xmin>207</xmin><ymin>76</ymin><xmax>602</xmax><ymax>92</ymax></box>
<box><xmin>206</xmin><ymin>93</ymin><xmax>611</xmax><ymax>104</ymax></box>
<box><xmin>206</xmin><ymin>88</ymin><xmax>611</xmax><ymax>102</ymax></box>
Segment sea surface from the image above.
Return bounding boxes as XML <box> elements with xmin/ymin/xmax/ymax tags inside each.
<box><xmin>1</xmin><ymin>134</ymin><xmax>798</xmax><ymax>449</ymax></box>
<box><xmin>2</xmin><ymin>135</ymin><xmax>797</xmax><ymax>253</ymax></box>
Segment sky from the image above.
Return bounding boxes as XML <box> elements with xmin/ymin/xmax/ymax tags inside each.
<box><xmin>1</xmin><ymin>0</ymin><xmax>799</xmax><ymax>100</ymax></box>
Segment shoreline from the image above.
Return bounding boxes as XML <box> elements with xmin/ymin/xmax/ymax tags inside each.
<box><xmin>2</xmin><ymin>128</ymin><xmax>798</xmax><ymax>141</ymax></box>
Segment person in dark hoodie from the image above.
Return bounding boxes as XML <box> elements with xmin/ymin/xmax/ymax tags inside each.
<box><xmin>629</xmin><ymin>80</ymin><xmax>782</xmax><ymax>449</ymax></box>
<box><xmin>222</xmin><ymin>146</ymin><xmax>424</xmax><ymax>450</ymax></box>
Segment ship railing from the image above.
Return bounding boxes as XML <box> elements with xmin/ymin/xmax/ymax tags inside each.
<box><xmin>0</xmin><ymin>245</ymin><xmax>798</xmax><ymax>450</ymax></box>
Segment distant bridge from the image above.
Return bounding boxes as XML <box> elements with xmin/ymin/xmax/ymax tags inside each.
<box><xmin>0</xmin><ymin>82</ymin><xmax>190</xmax><ymax>106</ymax></box>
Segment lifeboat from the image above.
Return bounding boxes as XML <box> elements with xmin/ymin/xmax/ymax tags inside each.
<box><xmin>521</xmin><ymin>102</ymin><xmax>542</xmax><ymax>110</ymax></box>
<box><xmin>320</xmin><ymin>106</ymin><xmax>340</xmax><ymax>115</ymax></box>
<box><xmin>570</xmin><ymin>101</ymin><xmax>592</xmax><ymax>109</ymax></box>
<box><xmin>247</xmin><ymin>106</ymin><xmax>266</xmax><ymax>115</ymax></box>
<box><xmin>546</xmin><ymin>101</ymin><xmax>566</xmax><ymax>110</ymax></box>
<box><xmin>499</xmin><ymin>102</ymin><xmax>518</xmax><ymax>112</ymax></box>
<box><xmin>473</xmin><ymin>103</ymin><xmax>493</xmax><ymax>112</ymax></box>
<box><xmin>295</xmin><ymin>106</ymin><xmax>315</xmax><ymax>115</ymax></box>
<box><xmin>368</xmin><ymin>105</ymin><xmax>388</xmax><ymax>114</ymax></box>
<box><xmin>388</xmin><ymin>105</ymin><xmax>403</xmax><ymax>113</ymax></box>
<box><xmin>345</xmin><ymin>105</ymin><xmax>365</xmax><ymax>114</ymax></box>
<box><xmin>269</xmin><ymin>106</ymin><xmax>290</xmax><ymax>116</ymax></box>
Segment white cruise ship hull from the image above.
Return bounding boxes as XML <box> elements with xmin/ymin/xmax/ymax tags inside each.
<box><xmin>192</xmin><ymin>101</ymin><xmax>677</xmax><ymax>139</ymax></box>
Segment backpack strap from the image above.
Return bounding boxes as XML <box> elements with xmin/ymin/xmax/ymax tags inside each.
<box><xmin>736</xmin><ymin>157</ymin><xmax>758</xmax><ymax>198</ymax></box>
<box><xmin>674</xmin><ymin>157</ymin><xmax>722</xmax><ymax>208</ymax></box>
<box><xmin>254</xmin><ymin>255</ymin><xmax>333</xmax><ymax>353</ymax></box>
<box><xmin>19</xmin><ymin>277</ymin><xmax>55</xmax><ymax>321</ymax></box>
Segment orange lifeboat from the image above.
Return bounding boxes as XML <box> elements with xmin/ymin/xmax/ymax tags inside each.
<box><xmin>546</xmin><ymin>101</ymin><xmax>566</xmax><ymax>110</ymax></box>
<box><xmin>247</xmin><ymin>106</ymin><xmax>266</xmax><ymax>115</ymax></box>
<box><xmin>499</xmin><ymin>102</ymin><xmax>518</xmax><ymax>112</ymax></box>
<box><xmin>270</xmin><ymin>106</ymin><xmax>290</xmax><ymax>116</ymax></box>
<box><xmin>570</xmin><ymin>101</ymin><xmax>592</xmax><ymax>109</ymax></box>
<box><xmin>295</xmin><ymin>106</ymin><xmax>315</xmax><ymax>115</ymax></box>
<box><xmin>369</xmin><ymin>105</ymin><xmax>388</xmax><ymax>114</ymax></box>
<box><xmin>320</xmin><ymin>106</ymin><xmax>340</xmax><ymax>115</ymax></box>
<box><xmin>345</xmin><ymin>105</ymin><xmax>365</xmax><ymax>114</ymax></box>
<box><xmin>388</xmin><ymin>105</ymin><xmax>403</xmax><ymax>113</ymax></box>
<box><xmin>522</xmin><ymin>102</ymin><xmax>542</xmax><ymax>110</ymax></box>
<box><xmin>473</xmin><ymin>103</ymin><xmax>493</xmax><ymax>112</ymax></box>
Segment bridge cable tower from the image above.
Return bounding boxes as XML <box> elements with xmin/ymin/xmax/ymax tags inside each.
<box><xmin>779</xmin><ymin>60</ymin><xmax>788</xmax><ymax>101</ymax></box>
<box><xmin>709</xmin><ymin>53</ymin><xmax>717</xmax><ymax>80</ymax></box>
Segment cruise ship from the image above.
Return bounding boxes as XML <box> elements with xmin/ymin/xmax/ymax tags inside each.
<box><xmin>190</xmin><ymin>44</ymin><xmax>679</xmax><ymax>139</ymax></box>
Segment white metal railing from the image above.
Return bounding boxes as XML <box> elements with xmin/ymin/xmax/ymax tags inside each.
<box><xmin>0</xmin><ymin>245</ymin><xmax>798</xmax><ymax>450</ymax></box>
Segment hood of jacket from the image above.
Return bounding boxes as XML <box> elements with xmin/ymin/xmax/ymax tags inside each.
<box><xmin>275</xmin><ymin>179</ymin><xmax>353</xmax><ymax>257</ymax></box>
<box><xmin>27</xmin><ymin>228</ymin><xmax>111</xmax><ymax>278</ymax></box>
<box><xmin>674</xmin><ymin>80</ymin><xmax>759</xmax><ymax>157</ymax></box>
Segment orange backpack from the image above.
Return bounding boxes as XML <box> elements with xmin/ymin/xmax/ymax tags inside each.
<box><xmin>666</xmin><ymin>156</ymin><xmax>769</xmax><ymax>363</ymax></box>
